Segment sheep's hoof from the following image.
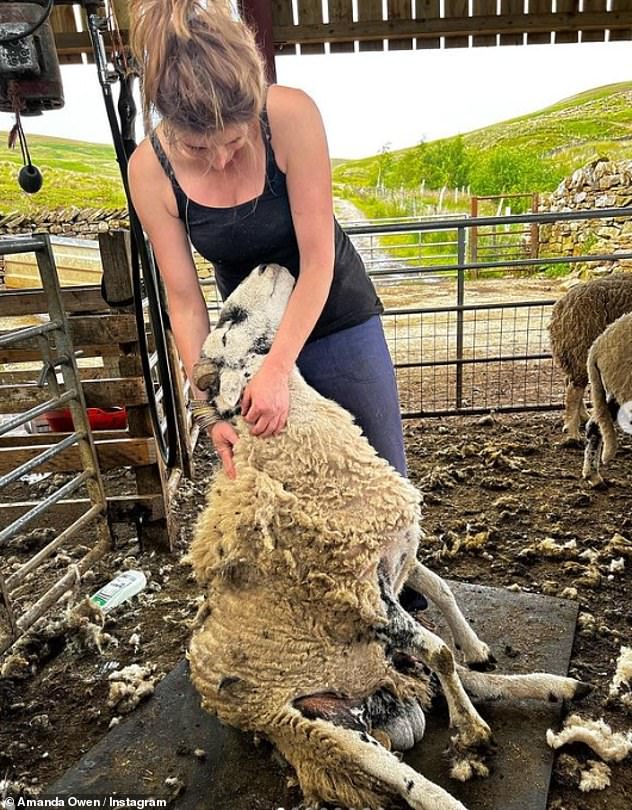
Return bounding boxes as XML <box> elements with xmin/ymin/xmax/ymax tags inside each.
<box><xmin>584</xmin><ymin>472</ymin><xmax>606</xmax><ymax>489</ymax></box>
<box><xmin>560</xmin><ymin>435</ymin><xmax>583</xmax><ymax>448</ymax></box>
<box><xmin>449</xmin><ymin>752</ymin><xmax>491</xmax><ymax>782</ymax></box>
<box><xmin>466</xmin><ymin>653</ymin><xmax>497</xmax><ymax>673</ymax></box>
<box><xmin>572</xmin><ymin>681</ymin><xmax>592</xmax><ymax>702</ymax></box>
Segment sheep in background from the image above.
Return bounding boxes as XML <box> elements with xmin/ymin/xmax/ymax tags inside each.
<box><xmin>583</xmin><ymin>312</ymin><xmax>632</xmax><ymax>485</ymax></box>
<box><xmin>188</xmin><ymin>263</ymin><xmax>590</xmax><ymax>810</ymax></box>
<box><xmin>548</xmin><ymin>273</ymin><xmax>632</xmax><ymax>442</ymax></box>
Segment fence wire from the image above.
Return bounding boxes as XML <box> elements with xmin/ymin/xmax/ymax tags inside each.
<box><xmin>197</xmin><ymin>205</ymin><xmax>632</xmax><ymax>418</ymax></box>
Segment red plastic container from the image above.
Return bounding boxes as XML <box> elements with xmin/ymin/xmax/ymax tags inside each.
<box><xmin>44</xmin><ymin>407</ymin><xmax>128</xmax><ymax>432</ymax></box>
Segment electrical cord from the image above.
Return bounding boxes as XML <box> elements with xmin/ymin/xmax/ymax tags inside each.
<box><xmin>0</xmin><ymin>0</ymin><xmax>55</xmax><ymax>45</ymax></box>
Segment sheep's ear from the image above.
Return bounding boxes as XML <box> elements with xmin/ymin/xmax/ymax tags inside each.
<box><xmin>217</xmin><ymin>367</ymin><xmax>245</xmax><ymax>413</ymax></box>
<box><xmin>192</xmin><ymin>357</ymin><xmax>218</xmax><ymax>392</ymax></box>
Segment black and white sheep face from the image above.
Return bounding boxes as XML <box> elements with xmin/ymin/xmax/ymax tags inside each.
<box><xmin>194</xmin><ymin>264</ymin><xmax>295</xmax><ymax>418</ymax></box>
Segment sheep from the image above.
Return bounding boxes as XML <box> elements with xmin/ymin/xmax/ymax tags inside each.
<box><xmin>548</xmin><ymin>272</ymin><xmax>632</xmax><ymax>442</ymax></box>
<box><xmin>582</xmin><ymin>312</ymin><xmax>632</xmax><ymax>485</ymax></box>
<box><xmin>187</xmin><ymin>263</ymin><xmax>590</xmax><ymax>810</ymax></box>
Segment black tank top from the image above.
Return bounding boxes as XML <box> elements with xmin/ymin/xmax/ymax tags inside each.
<box><xmin>149</xmin><ymin>112</ymin><xmax>383</xmax><ymax>342</ymax></box>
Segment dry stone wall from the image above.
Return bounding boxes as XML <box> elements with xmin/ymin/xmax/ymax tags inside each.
<box><xmin>538</xmin><ymin>158</ymin><xmax>632</xmax><ymax>275</ymax></box>
<box><xmin>0</xmin><ymin>206</ymin><xmax>129</xmax><ymax>238</ymax></box>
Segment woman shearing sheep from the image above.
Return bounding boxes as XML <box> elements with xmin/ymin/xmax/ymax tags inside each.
<box><xmin>126</xmin><ymin>0</ymin><xmax>408</xmax><ymax>482</ymax></box>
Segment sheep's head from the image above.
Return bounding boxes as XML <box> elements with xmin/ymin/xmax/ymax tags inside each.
<box><xmin>193</xmin><ymin>264</ymin><xmax>295</xmax><ymax>419</ymax></box>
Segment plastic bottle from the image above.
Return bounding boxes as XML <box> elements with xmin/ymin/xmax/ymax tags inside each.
<box><xmin>90</xmin><ymin>570</ymin><xmax>147</xmax><ymax>613</ymax></box>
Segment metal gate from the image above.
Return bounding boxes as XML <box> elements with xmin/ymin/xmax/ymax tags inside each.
<box><xmin>344</xmin><ymin>206</ymin><xmax>632</xmax><ymax>417</ymax></box>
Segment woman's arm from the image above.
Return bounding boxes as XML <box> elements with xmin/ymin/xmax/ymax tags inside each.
<box><xmin>128</xmin><ymin>142</ymin><xmax>239</xmax><ymax>478</ymax></box>
<box><xmin>127</xmin><ymin>142</ymin><xmax>211</xmax><ymax>398</ymax></box>
<box><xmin>241</xmin><ymin>86</ymin><xmax>336</xmax><ymax>437</ymax></box>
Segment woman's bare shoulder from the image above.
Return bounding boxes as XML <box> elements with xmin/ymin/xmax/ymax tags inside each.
<box><xmin>266</xmin><ymin>84</ymin><xmax>319</xmax><ymax>120</ymax></box>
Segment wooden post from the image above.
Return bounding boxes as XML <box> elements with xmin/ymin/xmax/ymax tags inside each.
<box><xmin>98</xmin><ymin>230</ymin><xmax>177</xmax><ymax>550</ymax></box>
<box><xmin>240</xmin><ymin>0</ymin><xmax>277</xmax><ymax>82</ymax></box>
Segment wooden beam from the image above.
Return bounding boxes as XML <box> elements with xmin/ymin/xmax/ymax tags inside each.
<box><xmin>0</xmin><ymin>495</ymin><xmax>165</xmax><ymax>531</ymax></box>
<box><xmin>0</xmin><ymin>378</ymin><xmax>147</xmax><ymax>413</ymax></box>
<box><xmin>329</xmin><ymin>0</ymin><xmax>355</xmax><ymax>53</ymax></box>
<box><xmin>611</xmin><ymin>0</ymin><xmax>632</xmax><ymax>39</ymax></box>
<box><xmin>297</xmin><ymin>0</ymin><xmax>324</xmax><ymax>53</ymax></box>
<box><xmin>0</xmin><ymin>430</ymin><xmax>127</xmax><ymax>447</ymax></box>
<box><xmin>241</xmin><ymin>0</ymin><xmax>278</xmax><ymax>81</ymax></box>
<box><xmin>388</xmin><ymin>1</ymin><xmax>414</xmax><ymax>51</ymax></box>
<box><xmin>444</xmin><ymin>0</ymin><xmax>469</xmax><ymax>48</ymax></box>
<box><xmin>0</xmin><ymin>438</ymin><xmax>156</xmax><ymax>474</ymax></box>
<box><xmin>358</xmin><ymin>0</ymin><xmax>384</xmax><ymax>51</ymax></box>
<box><xmin>527</xmin><ymin>0</ymin><xmax>553</xmax><ymax>44</ymax></box>
<box><xmin>272</xmin><ymin>13</ymin><xmax>630</xmax><ymax>43</ymax></box>
<box><xmin>0</xmin><ymin>315</ymin><xmax>137</xmax><ymax>349</ymax></box>
<box><xmin>500</xmin><ymin>0</ymin><xmax>525</xmax><ymax>45</ymax></box>
<box><xmin>473</xmin><ymin>0</ymin><xmax>498</xmax><ymax>47</ymax></box>
<box><xmin>0</xmin><ymin>345</ymin><xmax>122</xmax><ymax>363</ymax></box>
<box><xmin>416</xmin><ymin>0</ymin><xmax>441</xmax><ymax>50</ymax></box>
<box><xmin>0</xmin><ymin>287</ymin><xmax>108</xmax><ymax>317</ymax></box>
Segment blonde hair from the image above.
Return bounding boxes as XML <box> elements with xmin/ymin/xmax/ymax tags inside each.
<box><xmin>129</xmin><ymin>0</ymin><xmax>267</xmax><ymax>139</ymax></box>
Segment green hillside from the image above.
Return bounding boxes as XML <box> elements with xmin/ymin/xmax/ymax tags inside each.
<box><xmin>333</xmin><ymin>82</ymin><xmax>632</xmax><ymax>196</ymax></box>
<box><xmin>0</xmin><ymin>133</ymin><xmax>125</xmax><ymax>213</ymax></box>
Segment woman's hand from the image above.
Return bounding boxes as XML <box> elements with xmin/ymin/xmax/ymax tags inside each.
<box><xmin>240</xmin><ymin>362</ymin><xmax>290</xmax><ymax>437</ymax></box>
<box><xmin>210</xmin><ymin>421</ymin><xmax>239</xmax><ymax>479</ymax></box>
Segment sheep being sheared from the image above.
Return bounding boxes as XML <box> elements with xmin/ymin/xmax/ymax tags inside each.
<box><xmin>582</xmin><ymin>312</ymin><xmax>632</xmax><ymax>486</ymax></box>
<box><xmin>188</xmin><ymin>263</ymin><xmax>590</xmax><ymax>810</ymax></box>
<box><xmin>548</xmin><ymin>272</ymin><xmax>632</xmax><ymax>442</ymax></box>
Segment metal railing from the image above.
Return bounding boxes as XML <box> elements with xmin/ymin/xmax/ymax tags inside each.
<box><xmin>194</xmin><ymin>206</ymin><xmax>632</xmax><ymax>417</ymax></box>
<box><xmin>0</xmin><ymin>235</ymin><xmax>111</xmax><ymax>655</ymax></box>
<box><xmin>347</xmin><ymin>205</ymin><xmax>632</xmax><ymax>416</ymax></box>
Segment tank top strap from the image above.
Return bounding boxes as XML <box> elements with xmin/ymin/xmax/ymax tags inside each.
<box><xmin>149</xmin><ymin>130</ymin><xmax>183</xmax><ymax>194</ymax></box>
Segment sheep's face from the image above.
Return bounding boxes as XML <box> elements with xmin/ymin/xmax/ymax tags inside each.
<box><xmin>193</xmin><ymin>264</ymin><xmax>295</xmax><ymax>418</ymax></box>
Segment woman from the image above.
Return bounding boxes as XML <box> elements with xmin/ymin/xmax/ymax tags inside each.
<box><xmin>127</xmin><ymin>0</ymin><xmax>407</xmax><ymax>482</ymax></box>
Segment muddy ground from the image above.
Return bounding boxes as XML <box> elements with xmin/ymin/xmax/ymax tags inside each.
<box><xmin>0</xmin><ymin>410</ymin><xmax>631</xmax><ymax>809</ymax></box>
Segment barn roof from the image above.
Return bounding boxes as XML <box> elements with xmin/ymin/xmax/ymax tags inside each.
<box><xmin>49</xmin><ymin>0</ymin><xmax>632</xmax><ymax>64</ymax></box>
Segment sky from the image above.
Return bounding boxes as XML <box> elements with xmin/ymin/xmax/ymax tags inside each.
<box><xmin>1</xmin><ymin>40</ymin><xmax>631</xmax><ymax>160</ymax></box>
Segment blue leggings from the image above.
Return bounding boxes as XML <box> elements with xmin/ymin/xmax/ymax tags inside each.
<box><xmin>297</xmin><ymin>316</ymin><xmax>407</xmax><ymax>476</ymax></box>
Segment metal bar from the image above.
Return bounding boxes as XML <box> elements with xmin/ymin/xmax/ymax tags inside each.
<box><xmin>0</xmin><ymin>235</ymin><xmax>48</xmax><ymax>255</ymax></box>
<box><xmin>384</xmin><ymin>299</ymin><xmax>555</xmax><ymax>315</ymax></box>
<box><xmin>455</xmin><ymin>227</ymin><xmax>466</xmax><ymax>409</ymax></box>
<box><xmin>0</xmin><ymin>389</ymin><xmax>77</xmax><ymax>437</ymax></box>
<box><xmin>0</xmin><ymin>319</ymin><xmax>63</xmax><ymax>348</ymax></box>
<box><xmin>394</xmin><ymin>352</ymin><xmax>552</xmax><ymax>370</ymax></box>
<box><xmin>15</xmin><ymin>528</ymin><xmax>109</xmax><ymax>635</ymax></box>
<box><xmin>33</xmin><ymin>239</ymin><xmax>111</xmax><ymax>548</ymax></box>
<box><xmin>6</xmin><ymin>504</ymin><xmax>102</xmax><ymax>589</ymax></box>
<box><xmin>367</xmin><ymin>251</ymin><xmax>632</xmax><ymax>277</ymax></box>
<box><xmin>344</xmin><ymin>206</ymin><xmax>632</xmax><ymax>235</ymax></box>
<box><xmin>0</xmin><ymin>569</ymin><xmax>18</xmax><ymax>636</ymax></box>
<box><xmin>402</xmin><ymin>403</ymin><xmax>564</xmax><ymax>419</ymax></box>
<box><xmin>0</xmin><ymin>432</ymin><xmax>83</xmax><ymax>491</ymax></box>
<box><xmin>0</xmin><ymin>470</ymin><xmax>91</xmax><ymax>546</ymax></box>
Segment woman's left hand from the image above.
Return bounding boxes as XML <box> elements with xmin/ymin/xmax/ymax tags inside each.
<box><xmin>241</xmin><ymin>362</ymin><xmax>290</xmax><ymax>437</ymax></box>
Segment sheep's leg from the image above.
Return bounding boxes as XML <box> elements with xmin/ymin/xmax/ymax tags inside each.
<box><xmin>456</xmin><ymin>665</ymin><xmax>591</xmax><ymax>704</ymax></box>
<box><xmin>583</xmin><ymin>417</ymin><xmax>604</xmax><ymax>486</ymax></box>
<box><xmin>278</xmin><ymin>708</ymin><xmax>469</xmax><ymax>810</ymax></box>
<box><xmin>601</xmin><ymin>393</ymin><xmax>621</xmax><ymax>465</ymax></box>
<box><xmin>405</xmin><ymin>561</ymin><xmax>495</xmax><ymax>669</ymax></box>
<box><xmin>563</xmin><ymin>383</ymin><xmax>586</xmax><ymax>442</ymax></box>
<box><xmin>377</xmin><ymin>568</ymin><xmax>493</xmax><ymax>754</ymax></box>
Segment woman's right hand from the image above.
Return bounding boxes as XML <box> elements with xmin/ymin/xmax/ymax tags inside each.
<box><xmin>210</xmin><ymin>421</ymin><xmax>239</xmax><ymax>479</ymax></box>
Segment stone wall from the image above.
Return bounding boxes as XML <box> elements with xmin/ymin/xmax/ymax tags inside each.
<box><xmin>0</xmin><ymin>206</ymin><xmax>129</xmax><ymax>238</ymax></box>
<box><xmin>538</xmin><ymin>158</ymin><xmax>632</xmax><ymax>275</ymax></box>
